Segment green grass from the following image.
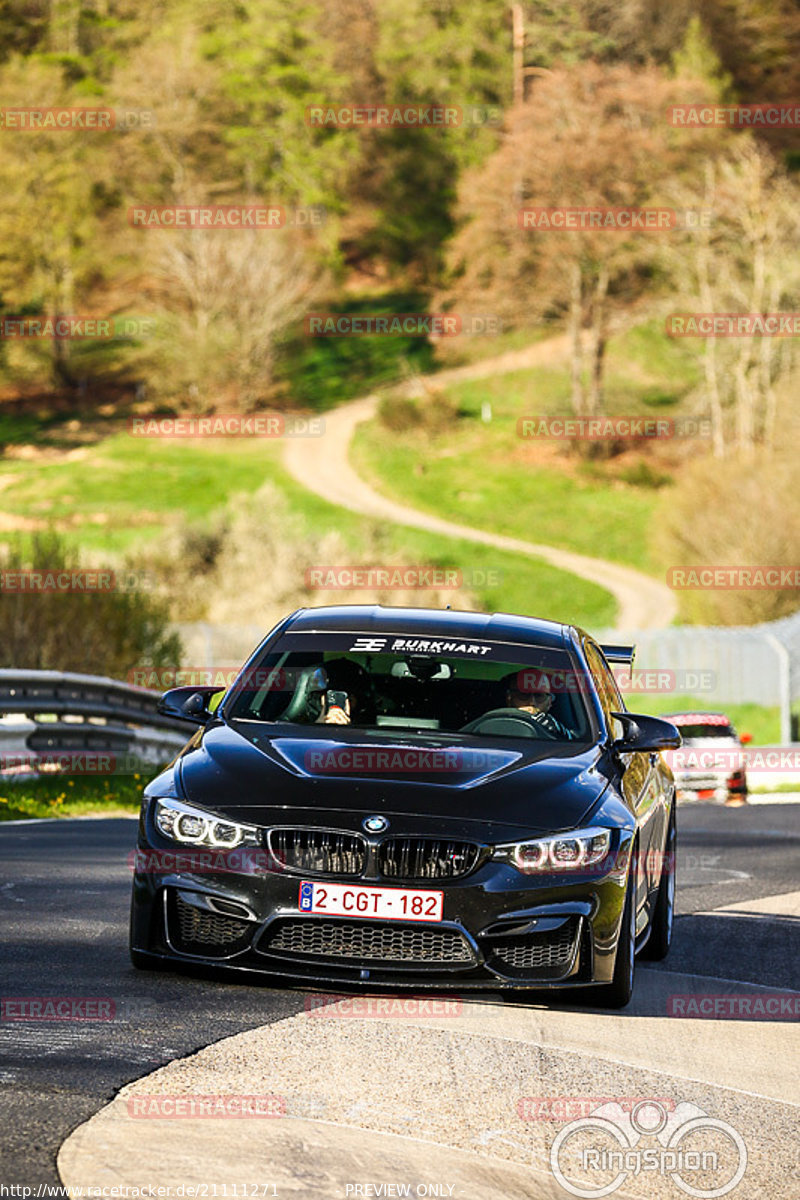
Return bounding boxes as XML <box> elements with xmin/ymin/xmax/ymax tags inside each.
<box><xmin>0</xmin><ymin>410</ymin><xmax>70</xmax><ymax>446</ymax></box>
<box><xmin>272</xmin><ymin>462</ymin><xmax>617</xmax><ymax>626</ymax></box>
<box><xmin>351</xmin><ymin>321</ymin><xmax>704</xmax><ymax>576</ymax></box>
<box><xmin>0</xmin><ymin>772</ymin><xmax>151</xmax><ymax>822</ymax></box>
<box><xmin>0</xmin><ymin>318</ymin><xmax>702</xmax><ymax>625</ymax></box>
<box><xmin>0</xmin><ymin>419</ymin><xmax>617</xmax><ymax>626</ymax></box>
<box><xmin>277</xmin><ymin>291</ymin><xmax>438</xmax><ymax>409</ymax></box>
<box><xmin>352</xmin><ymin>409</ymin><xmax>660</xmax><ymax>571</ymax></box>
<box><xmin>0</xmin><ymin>431</ymin><xmax>286</xmax><ymax>555</ymax></box>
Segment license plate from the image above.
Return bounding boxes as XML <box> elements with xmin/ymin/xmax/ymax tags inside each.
<box><xmin>298</xmin><ymin>881</ymin><xmax>443</xmax><ymax>922</ymax></box>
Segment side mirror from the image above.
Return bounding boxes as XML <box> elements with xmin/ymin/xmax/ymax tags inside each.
<box><xmin>740</xmin><ymin>732</ymin><xmax>752</xmax><ymax>744</ymax></box>
<box><xmin>610</xmin><ymin>712</ymin><xmax>682</xmax><ymax>752</ymax></box>
<box><xmin>158</xmin><ymin>685</ymin><xmax>223</xmax><ymax>725</ymax></box>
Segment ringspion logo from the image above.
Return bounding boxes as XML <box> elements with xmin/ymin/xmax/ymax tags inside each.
<box><xmin>550</xmin><ymin>1100</ymin><xmax>747</xmax><ymax>1198</ymax></box>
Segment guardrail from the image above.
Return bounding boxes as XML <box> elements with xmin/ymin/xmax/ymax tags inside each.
<box><xmin>0</xmin><ymin>670</ymin><xmax>190</xmax><ymax>770</ymax></box>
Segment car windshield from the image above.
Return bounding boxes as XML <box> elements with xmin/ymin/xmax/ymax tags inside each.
<box><xmin>226</xmin><ymin>633</ymin><xmax>594</xmax><ymax>743</ymax></box>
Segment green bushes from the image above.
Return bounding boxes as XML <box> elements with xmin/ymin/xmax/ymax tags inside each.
<box><xmin>0</xmin><ymin>532</ymin><xmax>181</xmax><ymax>676</ymax></box>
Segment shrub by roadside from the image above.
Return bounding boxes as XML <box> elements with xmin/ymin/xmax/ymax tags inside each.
<box><xmin>655</xmin><ymin>451</ymin><xmax>800</xmax><ymax>624</ymax></box>
<box><xmin>0</xmin><ymin>531</ymin><xmax>181</xmax><ymax>675</ymax></box>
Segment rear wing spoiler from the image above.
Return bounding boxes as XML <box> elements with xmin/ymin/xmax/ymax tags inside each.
<box><xmin>600</xmin><ymin>643</ymin><xmax>636</xmax><ymax>667</ymax></box>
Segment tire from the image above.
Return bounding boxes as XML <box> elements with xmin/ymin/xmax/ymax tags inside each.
<box><xmin>593</xmin><ymin>849</ymin><xmax>638</xmax><ymax>1009</ymax></box>
<box><xmin>642</xmin><ymin>803</ymin><xmax>676</xmax><ymax>961</ymax></box>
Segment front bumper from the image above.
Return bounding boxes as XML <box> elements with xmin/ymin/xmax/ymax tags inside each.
<box><xmin>130</xmin><ymin>835</ymin><xmax>630</xmax><ymax>991</ymax></box>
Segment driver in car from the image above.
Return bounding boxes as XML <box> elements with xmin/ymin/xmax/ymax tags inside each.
<box><xmin>317</xmin><ymin>693</ymin><xmax>351</xmax><ymax>725</ymax></box>
<box><xmin>314</xmin><ymin>658</ymin><xmax>375</xmax><ymax>726</ymax></box>
<box><xmin>502</xmin><ymin>672</ymin><xmax>574</xmax><ymax>740</ymax></box>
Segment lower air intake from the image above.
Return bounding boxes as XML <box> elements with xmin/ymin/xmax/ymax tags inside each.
<box><xmin>258</xmin><ymin>918</ymin><xmax>474</xmax><ymax>966</ymax></box>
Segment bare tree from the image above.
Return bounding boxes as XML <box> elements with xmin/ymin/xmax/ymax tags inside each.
<box><xmin>150</xmin><ymin>229</ymin><xmax>323</xmax><ymax>407</ymax></box>
<box><xmin>662</xmin><ymin>140</ymin><xmax>800</xmax><ymax>458</ymax></box>
<box><xmin>440</xmin><ymin>62</ymin><xmax>714</xmax><ymax>416</ymax></box>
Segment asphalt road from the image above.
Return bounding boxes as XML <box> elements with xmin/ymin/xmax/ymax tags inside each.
<box><xmin>1</xmin><ymin>803</ymin><xmax>798</xmax><ymax>1190</ymax></box>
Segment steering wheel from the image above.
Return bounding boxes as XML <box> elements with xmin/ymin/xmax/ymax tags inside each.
<box><xmin>460</xmin><ymin>707</ymin><xmax>560</xmax><ymax>740</ymax></box>
<box><xmin>278</xmin><ymin>665</ymin><xmax>327</xmax><ymax>722</ymax></box>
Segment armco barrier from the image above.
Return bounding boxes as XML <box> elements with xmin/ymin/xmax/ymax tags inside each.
<box><xmin>0</xmin><ymin>669</ymin><xmax>190</xmax><ymax>768</ymax></box>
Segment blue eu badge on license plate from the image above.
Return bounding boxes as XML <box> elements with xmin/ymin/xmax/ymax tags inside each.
<box><xmin>299</xmin><ymin>882</ymin><xmax>314</xmax><ymax>911</ymax></box>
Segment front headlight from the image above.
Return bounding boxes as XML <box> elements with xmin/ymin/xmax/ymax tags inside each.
<box><xmin>493</xmin><ymin>826</ymin><xmax>612</xmax><ymax>874</ymax></box>
<box><xmin>154</xmin><ymin>798</ymin><xmax>259</xmax><ymax>849</ymax></box>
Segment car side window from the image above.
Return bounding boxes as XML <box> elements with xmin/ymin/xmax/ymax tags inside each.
<box><xmin>584</xmin><ymin>642</ymin><xmax>625</xmax><ymax>741</ymax></box>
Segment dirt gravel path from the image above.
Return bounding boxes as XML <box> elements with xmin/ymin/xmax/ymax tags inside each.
<box><xmin>284</xmin><ymin>336</ymin><xmax>678</xmax><ymax>631</ymax></box>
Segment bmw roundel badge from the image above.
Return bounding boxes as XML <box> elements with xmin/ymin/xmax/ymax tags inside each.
<box><xmin>363</xmin><ymin>815</ymin><xmax>389</xmax><ymax>833</ymax></box>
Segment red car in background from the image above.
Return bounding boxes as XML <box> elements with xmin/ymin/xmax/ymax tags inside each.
<box><xmin>662</xmin><ymin>712</ymin><xmax>751</xmax><ymax>806</ymax></box>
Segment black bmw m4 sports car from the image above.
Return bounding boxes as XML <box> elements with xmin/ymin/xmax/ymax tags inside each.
<box><xmin>130</xmin><ymin>606</ymin><xmax>681</xmax><ymax>1007</ymax></box>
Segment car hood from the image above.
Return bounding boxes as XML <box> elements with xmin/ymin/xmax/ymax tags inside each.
<box><xmin>176</xmin><ymin>720</ymin><xmax>612</xmax><ymax>839</ymax></box>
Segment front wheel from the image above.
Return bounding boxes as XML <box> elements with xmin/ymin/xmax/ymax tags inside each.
<box><xmin>592</xmin><ymin>851</ymin><xmax>638</xmax><ymax>1009</ymax></box>
<box><xmin>642</xmin><ymin>804</ymin><xmax>676</xmax><ymax>961</ymax></box>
